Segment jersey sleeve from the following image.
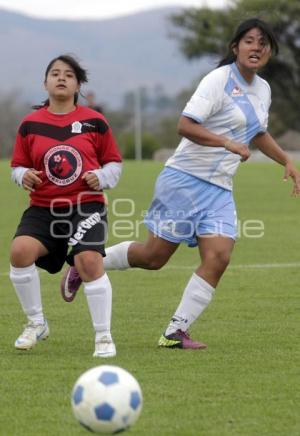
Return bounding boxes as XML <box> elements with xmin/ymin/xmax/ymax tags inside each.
<box><xmin>261</xmin><ymin>112</ymin><xmax>269</xmax><ymax>132</ymax></box>
<box><xmin>182</xmin><ymin>69</ymin><xmax>226</xmax><ymax>123</ymax></box>
<box><xmin>96</xmin><ymin>118</ymin><xmax>122</xmax><ymax>166</ymax></box>
<box><xmin>261</xmin><ymin>82</ymin><xmax>271</xmax><ymax>132</ymax></box>
<box><xmin>11</xmin><ymin>123</ymin><xmax>33</xmax><ymax>168</ymax></box>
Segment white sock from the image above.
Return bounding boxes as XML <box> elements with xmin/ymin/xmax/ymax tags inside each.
<box><xmin>165</xmin><ymin>273</ymin><xmax>215</xmax><ymax>336</ymax></box>
<box><xmin>84</xmin><ymin>273</ymin><xmax>113</xmax><ymax>341</ymax></box>
<box><xmin>10</xmin><ymin>264</ymin><xmax>44</xmax><ymax>325</ymax></box>
<box><xmin>103</xmin><ymin>241</ymin><xmax>132</xmax><ymax>270</ymax></box>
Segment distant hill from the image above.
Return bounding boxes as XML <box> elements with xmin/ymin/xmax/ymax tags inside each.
<box><xmin>0</xmin><ymin>7</ymin><xmax>211</xmax><ymax>108</ymax></box>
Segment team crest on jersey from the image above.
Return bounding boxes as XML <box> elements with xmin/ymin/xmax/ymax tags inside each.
<box><xmin>71</xmin><ymin>121</ymin><xmax>82</xmax><ymax>133</ymax></box>
<box><xmin>231</xmin><ymin>85</ymin><xmax>244</xmax><ymax>97</ymax></box>
<box><xmin>44</xmin><ymin>145</ymin><xmax>83</xmax><ymax>186</ymax></box>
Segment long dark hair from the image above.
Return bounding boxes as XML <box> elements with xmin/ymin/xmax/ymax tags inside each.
<box><xmin>218</xmin><ymin>18</ymin><xmax>279</xmax><ymax>67</ymax></box>
<box><xmin>33</xmin><ymin>54</ymin><xmax>88</xmax><ymax>109</ymax></box>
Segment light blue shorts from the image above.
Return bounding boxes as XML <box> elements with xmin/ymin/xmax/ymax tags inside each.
<box><xmin>144</xmin><ymin>167</ymin><xmax>237</xmax><ymax>247</ymax></box>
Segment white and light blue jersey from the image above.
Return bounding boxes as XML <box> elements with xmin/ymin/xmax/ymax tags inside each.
<box><xmin>166</xmin><ymin>62</ymin><xmax>271</xmax><ymax>190</ymax></box>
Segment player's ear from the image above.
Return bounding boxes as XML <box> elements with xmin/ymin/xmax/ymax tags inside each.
<box><xmin>232</xmin><ymin>42</ymin><xmax>238</xmax><ymax>56</ymax></box>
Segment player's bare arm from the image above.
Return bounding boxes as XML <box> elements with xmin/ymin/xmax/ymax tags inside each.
<box><xmin>252</xmin><ymin>132</ymin><xmax>300</xmax><ymax>196</ymax></box>
<box><xmin>178</xmin><ymin>116</ymin><xmax>250</xmax><ymax>162</ymax></box>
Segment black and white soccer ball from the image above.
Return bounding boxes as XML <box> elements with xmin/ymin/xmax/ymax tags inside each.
<box><xmin>71</xmin><ymin>365</ymin><xmax>143</xmax><ymax>434</ymax></box>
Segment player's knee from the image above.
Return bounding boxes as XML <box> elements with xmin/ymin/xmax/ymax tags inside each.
<box><xmin>75</xmin><ymin>252</ymin><xmax>103</xmax><ymax>278</ymax></box>
<box><xmin>218</xmin><ymin>251</ymin><xmax>231</xmax><ymax>268</ymax></box>
<box><xmin>10</xmin><ymin>242</ymin><xmax>35</xmax><ymax>267</ymax></box>
<box><xmin>204</xmin><ymin>250</ymin><xmax>231</xmax><ymax>271</ymax></box>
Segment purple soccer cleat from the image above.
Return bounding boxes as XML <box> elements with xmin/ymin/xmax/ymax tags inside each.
<box><xmin>61</xmin><ymin>266</ymin><xmax>82</xmax><ymax>302</ymax></box>
<box><xmin>158</xmin><ymin>329</ymin><xmax>207</xmax><ymax>349</ymax></box>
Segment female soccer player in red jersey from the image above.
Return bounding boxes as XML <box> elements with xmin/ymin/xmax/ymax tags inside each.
<box><xmin>10</xmin><ymin>54</ymin><xmax>122</xmax><ymax>357</ymax></box>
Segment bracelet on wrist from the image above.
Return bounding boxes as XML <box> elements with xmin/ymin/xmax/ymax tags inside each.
<box><xmin>224</xmin><ymin>139</ymin><xmax>232</xmax><ymax>150</ymax></box>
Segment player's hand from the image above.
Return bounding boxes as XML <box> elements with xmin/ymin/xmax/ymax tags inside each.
<box><xmin>22</xmin><ymin>169</ymin><xmax>43</xmax><ymax>192</ymax></box>
<box><xmin>225</xmin><ymin>141</ymin><xmax>251</xmax><ymax>162</ymax></box>
<box><xmin>283</xmin><ymin>161</ymin><xmax>300</xmax><ymax>197</ymax></box>
<box><xmin>82</xmin><ymin>171</ymin><xmax>101</xmax><ymax>191</ymax></box>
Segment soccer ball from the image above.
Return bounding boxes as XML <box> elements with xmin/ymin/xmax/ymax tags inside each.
<box><xmin>71</xmin><ymin>365</ymin><xmax>143</xmax><ymax>434</ymax></box>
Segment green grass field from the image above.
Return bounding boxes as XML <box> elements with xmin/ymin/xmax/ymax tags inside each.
<box><xmin>0</xmin><ymin>159</ymin><xmax>300</xmax><ymax>436</ymax></box>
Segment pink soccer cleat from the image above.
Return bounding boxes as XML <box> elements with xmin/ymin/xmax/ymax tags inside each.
<box><xmin>158</xmin><ymin>329</ymin><xmax>207</xmax><ymax>349</ymax></box>
<box><xmin>61</xmin><ymin>266</ymin><xmax>82</xmax><ymax>302</ymax></box>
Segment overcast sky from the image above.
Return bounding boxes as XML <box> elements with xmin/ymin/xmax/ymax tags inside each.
<box><xmin>0</xmin><ymin>0</ymin><xmax>228</xmax><ymax>20</ymax></box>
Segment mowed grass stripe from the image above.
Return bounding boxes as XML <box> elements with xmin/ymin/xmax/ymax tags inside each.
<box><xmin>1</xmin><ymin>159</ymin><xmax>300</xmax><ymax>436</ymax></box>
<box><xmin>1</xmin><ymin>262</ymin><xmax>300</xmax><ymax>277</ymax></box>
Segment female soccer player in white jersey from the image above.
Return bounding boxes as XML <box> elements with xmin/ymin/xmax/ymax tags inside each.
<box><xmin>10</xmin><ymin>54</ymin><xmax>122</xmax><ymax>357</ymax></box>
<box><xmin>62</xmin><ymin>18</ymin><xmax>300</xmax><ymax>350</ymax></box>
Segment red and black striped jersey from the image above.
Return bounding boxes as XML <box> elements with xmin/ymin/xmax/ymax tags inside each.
<box><xmin>11</xmin><ymin>105</ymin><xmax>122</xmax><ymax>207</ymax></box>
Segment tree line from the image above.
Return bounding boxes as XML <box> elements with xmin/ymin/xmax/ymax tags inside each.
<box><xmin>1</xmin><ymin>0</ymin><xmax>299</xmax><ymax>159</ymax></box>
<box><xmin>170</xmin><ymin>0</ymin><xmax>300</xmax><ymax>135</ymax></box>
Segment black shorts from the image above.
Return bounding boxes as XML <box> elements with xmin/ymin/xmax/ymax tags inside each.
<box><xmin>14</xmin><ymin>202</ymin><xmax>107</xmax><ymax>274</ymax></box>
